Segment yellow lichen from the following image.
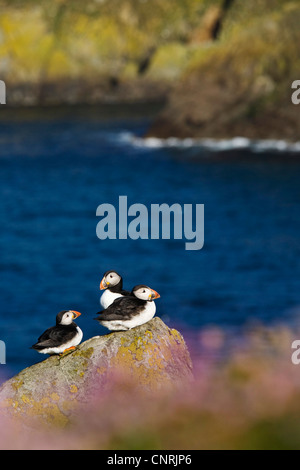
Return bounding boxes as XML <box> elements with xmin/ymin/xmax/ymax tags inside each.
<box><xmin>73</xmin><ymin>346</ymin><xmax>94</xmax><ymax>359</ymax></box>
<box><xmin>105</xmin><ymin>330</ymin><xmax>177</xmax><ymax>389</ymax></box>
<box><xmin>13</xmin><ymin>394</ymin><xmax>70</xmax><ymax>427</ymax></box>
<box><xmin>11</xmin><ymin>378</ymin><xmax>24</xmax><ymax>392</ymax></box>
<box><xmin>69</xmin><ymin>385</ymin><xmax>78</xmax><ymax>394</ymax></box>
<box><xmin>50</xmin><ymin>392</ymin><xmax>60</xmax><ymax>402</ymax></box>
<box><xmin>21</xmin><ymin>394</ymin><xmax>32</xmax><ymax>405</ymax></box>
<box><xmin>170</xmin><ymin>329</ymin><xmax>184</xmax><ymax>344</ymax></box>
<box><xmin>97</xmin><ymin>366</ymin><xmax>107</xmax><ymax>375</ymax></box>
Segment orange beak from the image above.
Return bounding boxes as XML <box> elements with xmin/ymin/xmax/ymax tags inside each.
<box><xmin>151</xmin><ymin>289</ymin><xmax>160</xmax><ymax>300</ymax></box>
<box><xmin>72</xmin><ymin>311</ymin><xmax>81</xmax><ymax>319</ymax></box>
<box><xmin>100</xmin><ymin>277</ymin><xmax>108</xmax><ymax>290</ymax></box>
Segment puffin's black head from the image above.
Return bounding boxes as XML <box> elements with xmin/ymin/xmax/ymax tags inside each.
<box><xmin>132</xmin><ymin>285</ymin><xmax>160</xmax><ymax>301</ymax></box>
<box><xmin>100</xmin><ymin>270</ymin><xmax>122</xmax><ymax>290</ymax></box>
<box><xmin>56</xmin><ymin>310</ymin><xmax>82</xmax><ymax>326</ymax></box>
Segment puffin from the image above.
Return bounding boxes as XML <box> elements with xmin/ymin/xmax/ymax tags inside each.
<box><xmin>31</xmin><ymin>310</ymin><xmax>83</xmax><ymax>355</ymax></box>
<box><xmin>95</xmin><ymin>284</ymin><xmax>160</xmax><ymax>331</ymax></box>
<box><xmin>100</xmin><ymin>270</ymin><xmax>131</xmax><ymax>309</ymax></box>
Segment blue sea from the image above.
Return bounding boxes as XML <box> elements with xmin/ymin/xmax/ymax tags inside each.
<box><xmin>0</xmin><ymin>105</ymin><xmax>299</xmax><ymax>380</ymax></box>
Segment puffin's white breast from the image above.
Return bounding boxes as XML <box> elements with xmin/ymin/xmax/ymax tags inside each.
<box><xmin>100</xmin><ymin>290</ymin><xmax>123</xmax><ymax>309</ymax></box>
<box><xmin>125</xmin><ymin>301</ymin><xmax>156</xmax><ymax>329</ymax></box>
<box><xmin>100</xmin><ymin>301</ymin><xmax>156</xmax><ymax>331</ymax></box>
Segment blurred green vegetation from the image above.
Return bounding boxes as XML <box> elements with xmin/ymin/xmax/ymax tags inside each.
<box><xmin>184</xmin><ymin>1</ymin><xmax>300</xmax><ymax>110</ymax></box>
<box><xmin>0</xmin><ymin>0</ymin><xmax>208</xmax><ymax>83</ymax></box>
<box><xmin>145</xmin><ymin>1</ymin><xmax>300</xmax><ymax>139</ymax></box>
<box><xmin>2</xmin><ymin>0</ymin><xmax>297</xmax><ymax>86</ymax></box>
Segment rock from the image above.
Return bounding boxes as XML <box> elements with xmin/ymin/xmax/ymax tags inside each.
<box><xmin>0</xmin><ymin>318</ymin><xmax>193</xmax><ymax>426</ymax></box>
<box><xmin>146</xmin><ymin>3</ymin><xmax>300</xmax><ymax>143</ymax></box>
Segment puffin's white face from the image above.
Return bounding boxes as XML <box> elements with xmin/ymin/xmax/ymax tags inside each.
<box><xmin>133</xmin><ymin>285</ymin><xmax>160</xmax><ymax>301</ymax></box>
<box><xmin>100</xmin><ymin>271</ymin><xmax>121</xmax><ymax>290</ymax></box>
<box><xmin>60</xmin><ymin>310</ymin><xmax>81</xmax><ymax>325</ymax></box>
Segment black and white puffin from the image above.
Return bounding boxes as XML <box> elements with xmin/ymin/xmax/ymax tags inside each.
<box><xmin>100</xmin><ymin>270</ymin><xmax>131</xmax><ymax>309</ymax></box>
<box><xmin>95</xmin><ymin>285</ymin><xmax>160</xmax><ymax>331</ymax></box>
<box><xmin>31</xmin><ymin>310</ymin><xmax>83</xmax><ymax>355</ymax></box>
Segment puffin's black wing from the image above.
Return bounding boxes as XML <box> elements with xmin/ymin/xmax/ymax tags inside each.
<box><xmin>95</xmin><ymin>296</ymin><xmax>144</xmax><ymax>322</ymax></box>
<box><xmin>31</xmin><ymin>324</ymin><xmax>77</xmax><ymax>350</ymax></box>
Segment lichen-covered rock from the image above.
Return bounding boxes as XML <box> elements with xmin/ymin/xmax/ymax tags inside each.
<box><xmin>0</xmin><ymin>318</ymin><xmax>192</xmax><ymax>425</ymax></box>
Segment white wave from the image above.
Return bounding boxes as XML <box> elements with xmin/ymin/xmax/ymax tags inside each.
<box><xmin>121</xmin><ymin>133</ymin><xmax>300</xmax><ymax>153</ymax></box>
